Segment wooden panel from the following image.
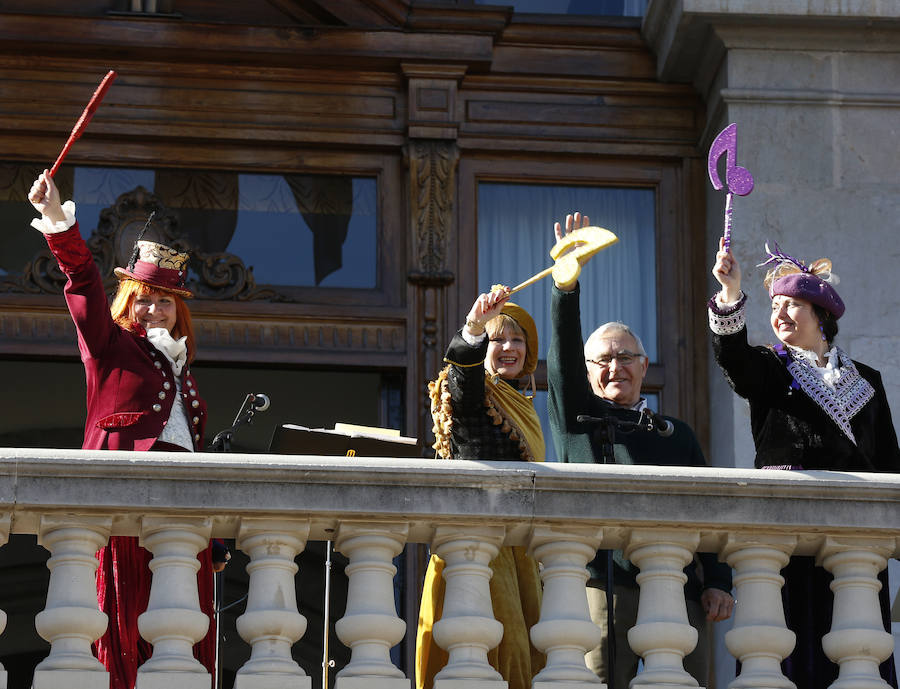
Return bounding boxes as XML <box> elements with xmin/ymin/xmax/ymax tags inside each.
<box><xmin>0</xmin><ymin>59</ymin><xmax>405</xmax><ymax>152</ymax></box>
<box><xmin>0</xmin><ymin>14</ymin><xmax>495</xmax><ymax>70</ymax></box>
<box><xmin>0</xmin><ymin>302</ymin><xmax>408</xmax><ymax>367</ymax></box>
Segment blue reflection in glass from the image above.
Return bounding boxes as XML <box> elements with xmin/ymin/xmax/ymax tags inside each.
<box><xmin>74</xmin><ymin>168</ymin><xmax>154</xmax><ymax>240</ymax></box>
<box><xmin>70</xmin><ymin>168</ymin><xmax>377</xmax><ymax>289</ymax></box>
<box><xmin>227</xmin><ymin>175</ymin><xmax>376</xmax><ymax>288</ymax></box>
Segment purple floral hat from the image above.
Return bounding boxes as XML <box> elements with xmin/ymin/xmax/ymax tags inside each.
<box><xmin>758</xmin><ymin>242</ymin><xmax>845</xmax><ymax>319</ymax></box>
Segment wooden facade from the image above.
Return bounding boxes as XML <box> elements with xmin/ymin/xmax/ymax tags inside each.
<box><xmin>0</xmin><ymin>1</ymin><xmax>712</xmax><ymax>685</ymax></box>
<box><xmin>0</xmin><ymin>0</ymin><xmax>708</xmax><ymax>450</ymax></box>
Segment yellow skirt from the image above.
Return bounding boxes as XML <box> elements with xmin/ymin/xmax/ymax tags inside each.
<box><xmin>415</xmin><ymin>545</ymin><xmax>544</xmax><ymax>689</ymax></box>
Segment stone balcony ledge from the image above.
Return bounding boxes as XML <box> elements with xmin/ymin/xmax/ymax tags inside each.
<box><xmin>1</xmin><ymin>448</ymin><xmax>898</xmax><ymax>556</ymax></box>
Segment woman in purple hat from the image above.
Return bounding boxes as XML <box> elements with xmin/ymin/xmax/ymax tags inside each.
<box><xmin>710</xmin><ymin>236</ymin><xmax>899</xmax><ymax>689</ymax></box>
<box><xmin>28</xmin><ymin>170</ymin><xmax>223</xmax><ymax>689</ymax></box>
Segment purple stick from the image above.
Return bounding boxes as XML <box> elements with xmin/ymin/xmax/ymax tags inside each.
<box><xmin>708</xmin><ymin>123</ymin><xmax>754</xmax><ymax>251</ymax></box>
<box><xmin>723</xmin><ymin>192</ymin><xmax>733</xmax><ymax>253</ymax></box>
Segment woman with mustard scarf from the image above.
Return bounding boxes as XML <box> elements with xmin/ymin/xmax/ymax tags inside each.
<box><xmin>417</xmin><ymin>286</ymin><xmax>545</xmax><ymax>689</ymax></box>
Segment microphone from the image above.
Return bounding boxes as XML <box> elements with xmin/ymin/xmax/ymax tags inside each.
<box><xmin>249</xmin><ymin>393</ymin><xmax>270</xmax><ymax>412</ymax></box>
<box><xmin>642</xmin><ymin>409</ymin><xmax>674</xmax><ymax>437</ymax></box>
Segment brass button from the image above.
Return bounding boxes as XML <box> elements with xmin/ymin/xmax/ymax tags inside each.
<box><xmin>192</xmin><ymin>416</ymin><xmax>199</xmax><ymax>424</ymax></box>
<box><xmin>194</xmin><ymin>434</ymin><xmax>200</xmax><ymax>443</ymax></box>
<box><xmin>163</xmin><ymin>382</ymin><xmax>171</xmax><ymax>390</ymax></box>
<box><xmin>191</xmin><ymin>400</ymin><xmax>199</xmax><ymax>408</ymax></box>
<box><xmin>152</xmin><ymin>404</ymin><xmax>162</xmax><ymax>412</ymax></box>
<box><xmin>154</xmin><ymin>361</ymin><xmax>162</xmax><ymax>369</ymax></box>
<box><xmin>158</xmin><ymin>391</ymin><xmax>166</xmax><ymax>400</ymax></box>
<box><xmin>189</xmin><ymin>389</ymin><xmax>197</xmax><ymax>397</ymax></box>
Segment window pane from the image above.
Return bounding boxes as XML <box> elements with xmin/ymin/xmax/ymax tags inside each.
<box><xmin>477</xmin><ymin>182</ymin><xmax>657</xmax><ymax>362</ymax></box>
<box><xmin>227</xmin><ymin>174</ymin><xmax>376</xmax><ymax>288</ymax></box>
<box><xmin>1</xmin><ymin>165</ymin><xmax>377</xmax><ymax>291</ymax></box>
<box><xmin>472</xmin><ymin>0</ymin><xmax>647</xmax><ymax>17</ymax></box>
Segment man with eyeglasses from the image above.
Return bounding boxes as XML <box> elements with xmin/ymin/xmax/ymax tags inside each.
<box><xmin>547</xmin><ymin>212</ymin><xmax>734</xmax><ymax>689</ymax></box>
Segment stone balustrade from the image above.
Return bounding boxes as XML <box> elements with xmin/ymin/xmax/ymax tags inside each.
<box><xmin>0</xmin><ymin>448</ymin><xmax>897</xmax><ymax>689</ymax></box>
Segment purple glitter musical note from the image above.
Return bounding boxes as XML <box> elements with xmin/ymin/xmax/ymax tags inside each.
<box><xmin>708</xmin><ymin>123</ymin><xmax>754</xmax><ymax>252</ymax></box>
<box><xmin>708</xmin><ymin>123</ymin><xmax>754</xmax><ymax>196</ymax></box>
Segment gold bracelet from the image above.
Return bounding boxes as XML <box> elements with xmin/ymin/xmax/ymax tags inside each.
<box><xmin>465</xmin><ymin>319</ymin><xmax>485</xmax><ymax>334</ymax></box>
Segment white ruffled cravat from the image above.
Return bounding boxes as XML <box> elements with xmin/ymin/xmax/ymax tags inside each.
<box><xmin>146</xmin><ymin>327</ymin><xmax>188</xmax><ymax>377</ymax></box>
<box><xmin>789</xmin><ymin>344</ymin><xmax>842</xmax><ymax>387</ymax></box>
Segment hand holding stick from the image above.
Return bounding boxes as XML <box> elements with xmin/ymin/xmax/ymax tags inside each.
<box><xmin>503</xmin><ymin>224</ymin><xmax>618</xmax><ymax>296</ymax></box>
<box><xmin>49</xmin><ymin>70</ymin><xmax>117</xmax><ymax>177</ymax></box>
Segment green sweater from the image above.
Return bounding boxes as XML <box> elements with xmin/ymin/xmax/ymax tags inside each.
<box><xmin>547</xmin><ymin>284</ymin><xmax>731</xmax><ymax>596</ymax></box>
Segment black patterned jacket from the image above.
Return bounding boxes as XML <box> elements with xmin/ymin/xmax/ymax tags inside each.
<box><xmin>710</xmin><ymin>297</ymin><xmax>900</xmax><ymax>472</ymax></box>
<box><xmin>441</xmin><ymin>330</ymin><xmax>535</xmax><ymax>461</ymax></box>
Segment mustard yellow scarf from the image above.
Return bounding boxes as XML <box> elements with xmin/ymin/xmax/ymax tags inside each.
<box><xmin>429</xmin><ymin>366</ymin><xmax>545</xmax><ymax>462</ymax></box>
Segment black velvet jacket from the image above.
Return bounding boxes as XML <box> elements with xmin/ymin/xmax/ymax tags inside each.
<box><xmin>712</xmin><ymin>314</ymin><xmax>900</xmax><ymax>473</ymax></box>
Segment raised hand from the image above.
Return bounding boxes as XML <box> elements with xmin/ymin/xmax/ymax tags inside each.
<box><xmin>553</xmin><ymin>211</ymin><xmax>590</xmax><ymax>243</ymax></box>
<box><xmin>712</xmin><ymin>236</ymin><xmax>742</xmax><ymax>303</ymax></box>
<box><xmin>552</xmin><ymin>211</ymin><xmax>592</xmax><ymax>292</ymax></box>
<box><xmin>465</xmin><ymin>286</ymin><xmax>511</xmax><ymax>335</ymax></box>
<box><xmin>28</xmin><ymin>170</ymin><xmax>65</xmax><ymax>224</ymax></box>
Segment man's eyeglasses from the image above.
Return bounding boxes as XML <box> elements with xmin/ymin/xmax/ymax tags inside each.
<box><xmin>586</xmin><ymin>350</ymin><xmax>645</xmax><ymax>368</ymax></box>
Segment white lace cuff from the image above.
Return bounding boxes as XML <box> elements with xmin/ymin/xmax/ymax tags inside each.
<box><xmin>708</xmin><ymin>299</ymin><xmax>746</xmax><ymax>335</ymax></box>
<box><xmin>30</xmin><ymin>200</ymin><xmax>77</xmax><ymax>234</ymax></box>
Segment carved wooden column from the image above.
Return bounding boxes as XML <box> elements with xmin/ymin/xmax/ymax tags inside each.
<box><xmin>625</xmin><ymin>528</ymin><xmax>702</xmax><ymax>689</ymax></box>
<box><xmin>33</xmin><ymin>515</ymin><xmax>111</xmax><ymax>689</ymax></box>
<box><xmin>334</xmin><ymin>522</ymin><xmax>409</xmax><ymax>689</ymax></box>
<box><xmin>431</xmin><ymin>524</ymin><xmax>506</xmax><ymax>689</ymax></box>
<box><xmin>721</xmin><ymin>533</ymin><xmax>797</xmax><ymax>689</ymax></box>
<box><xmin>818</xmin><ymin>536</ymin><xmax>896</xmax><ymax>689</ymax></box>
<box><xmin>235</xmin><ymin>518</ymin><xmax>311</xmax><ymax>689</ymax></box>
<box><xmin>403</xmin><ymin>63</ymin><xmax>465</xmax><ymax>451</ymax></box>
<box><xmin>528</xmin><ymin>526</ymin><xmax>604</xmax><ymax>689</ymax></box>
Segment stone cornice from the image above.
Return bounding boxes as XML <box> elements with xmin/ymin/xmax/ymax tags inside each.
<box><xmin>644</xmin><ymin>0</ymin><xmax>900</xmax><ymax>84</ymax></box>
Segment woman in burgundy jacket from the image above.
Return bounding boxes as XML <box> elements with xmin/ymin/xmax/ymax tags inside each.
<box><xmin>28</xmin><ymin>170</ymin><xmax>221</xmax><ymax>689</ymax></box>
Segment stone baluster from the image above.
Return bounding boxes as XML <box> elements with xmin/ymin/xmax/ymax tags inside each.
<box><xmin>625</xmin><ymin>528</ymin><xmax>701</xmax><ymax>688</ymax></box>
<box><xmin>234</xmin><ymin>518</ymin><xmax>311</xmax><ymax>689</ymax></box>
<box><xmin>136</xmin><ymin>517</ymin><xmax>212</xmax><ymax>689</ymax></box>
<box><xmin>32</xmin><ymin>515</ymin><xmax>111</xmax><ymax>689</ymax></box>
<box><xmin>528</xmin><ymin>526</ymin><xmax>604</xmax><ymax>689</ymax></box>
<box><xmin>721</xmin><ymin>533</ymin><xmax>797</xmax><ymax>689</ymax></box>
<box><xmin>819</xmin><ymin>535</ymin><xmax>896</xmax><ymax>689</ymax></box>
<box><xmin>0</xmin><ymin>515</ymin><xmax>12</xmax><ymax>689</ymax></box>
<box><xmin>431</xmin><ymin>524</ymin><xmax>506</xmax><ymax>689</ymax></box>
<box><xmin>334</xmin><ymin>522</ymin><xmax>409</xmax><ymax>689</ymax></box>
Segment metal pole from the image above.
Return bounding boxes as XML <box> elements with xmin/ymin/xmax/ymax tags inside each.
<box><xmin>322</xmin><ymin>540</ymin><xmax>334</xmax><ymax>689</ymax></box>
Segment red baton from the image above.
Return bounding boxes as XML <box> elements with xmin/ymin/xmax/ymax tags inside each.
<box><xmin>49</xmin><ymin>70</ymin><xmax>117</xmax><ymax>178</ymax></box>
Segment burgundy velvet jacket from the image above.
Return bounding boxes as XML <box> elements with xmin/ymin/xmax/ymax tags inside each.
<box><xmin>45</xmin><ymin>225</ymin><xmax>206</xmax><ymax>451</ymax></box>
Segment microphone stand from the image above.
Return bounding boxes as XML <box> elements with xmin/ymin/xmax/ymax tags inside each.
<box><xmin>208</xmin><ymin>393</ymin><xmax>270</xmax><ymax>453</ymax></box>
<box><xmin>207</xmin><ymin>393</ymin><xmax>270</xmax><ymax>689</ymax></box>
<box><xmin>576</xmin><ymin>408</ymin><xmax>671</xmax><ymax>689</ymax></box>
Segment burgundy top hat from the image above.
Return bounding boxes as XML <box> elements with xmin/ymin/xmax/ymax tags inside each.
<box><xmin>114</xmin><ymin>240</ymin><xmax>193</xmax><ymax>298</ymax></box>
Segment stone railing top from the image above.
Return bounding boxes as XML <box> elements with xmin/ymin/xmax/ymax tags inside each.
<box><xmin>1</xmin><ymin>447</ymin><xmax>898</xmax><ymax>555</ymax></box>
